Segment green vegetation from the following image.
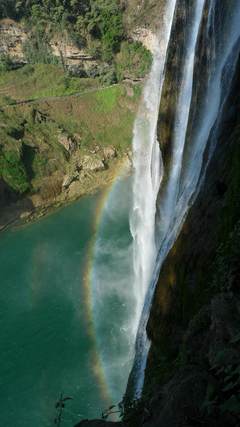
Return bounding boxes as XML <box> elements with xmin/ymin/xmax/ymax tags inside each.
<box><xmin>116</xmin><ymin>41</ymin><xmax>153</xmax><ymax>81</ymax></box>
<box><xmin>47</xmin><ymin>83</ymin><xmax>138</xmax><ymax>151</ymax></box>
<box><xmin>0</xmin><ymin>64</ymin><xmax>100</xmax><ymax>102</ymax></box>
<box><xmin>0</xmin><ymin>109</ymin><xmax>28</xmax><ymax>193</ymax></box>
<box><xmin>0</xmin><ymin>66</ymin><xmax>140</xmax><ymax>199</ymax></box>
<box><xmin>0</xmin><ymin>1</ymin><xmax>152</xmax><ymax>81</ymax></box>
<box><xmin>0</xmin><ymin>1</ymin><xmax>147</xmax><ymax>207</ymax></box>
<box><xmin>0</xmin><ymin>54</ymin><xmax>15</xmax><ymax>72</ymax></box>
<box><xmin>0</xmin><ymin>148</ymin><xmax>30</xmax><ymax>193</ymax></box>
<box><xmin>0</xmin><ymin>1</ymin><xmax>17</xmax><ymax>20</ymax></box>
<box><xmin>94</xmin><ymin>85</ymin><xmax>121</xmax><ymax>112</ymax></box>
<box><xmin>23</xmin><ymin>28</ymin><xmax>60</xmax><ymax>65</ymax></box>
<box><xmin>0</xmin><ymin>0</ymin><xmax>124</xmax><ymax>62</ymax></box>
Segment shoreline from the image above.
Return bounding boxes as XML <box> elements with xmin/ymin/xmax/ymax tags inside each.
<box><xmin>0</xmin><ymin>156</ymin><xmax>131</xmax><ymax>234</ymax></box>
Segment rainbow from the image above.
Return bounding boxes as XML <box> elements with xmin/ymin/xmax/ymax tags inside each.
<box><xmin>82</xmin><ymin>159</ymin><xmax>131</xmax><ymax>409</ymax></box>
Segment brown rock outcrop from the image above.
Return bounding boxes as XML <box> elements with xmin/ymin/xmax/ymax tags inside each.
<box><xmin>0</xmin><ymin>19</ymin><xmax>98</xmax><ymax>73</ymax></box>
<box><xmin>0</xmin><ymin>18</ymin><xmax>26</xmax><ymax>63</ymax></box>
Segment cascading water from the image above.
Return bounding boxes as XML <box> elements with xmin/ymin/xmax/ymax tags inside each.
<box><xmin>129</xmin><ymin>0</ymin><xmax>177</xmax><ymax>396</ymax></box>
<box><xmin>130</xmin><ymin>0</ymin><xmax>177</xmax><ymax>340</ymax></box>
<box><xmin>130</xmin><ymin>0</ymin><xmax>240</xmax><ymax>397</ymax></box>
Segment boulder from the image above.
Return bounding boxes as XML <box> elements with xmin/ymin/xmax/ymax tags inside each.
<box><xmin>20</xmin><ymin>211</ymin><xmax>32</xmax><ymax>220</ymax></box>
<box><xmin>58</xmin><ymin>132</ymin><xmax>76</xmax><ymax>153</ymax></box>
<box><xmin>82</xmin><ymin>155</ymin><xmax>106</xmax><ymax>172</ymax></box>
<box><xmin>62</xmin><ymin>172</ymin><xmax>79</xmax><ymax>189</ymax></box>
<box><xmin>103</xmin><ymin>146</ymin><xmax>117</xmax><ymax>160</ymax></box>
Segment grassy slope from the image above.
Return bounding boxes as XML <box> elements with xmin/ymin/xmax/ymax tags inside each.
<box><xmin>0</xmin><ymin>64</ymin><xmax>101</xmax><ymax>103</ymax></box>
<box><xmin>0</xmin><ymin>64</ymin><xmax>140</xmax><ymax>197</ymax></box>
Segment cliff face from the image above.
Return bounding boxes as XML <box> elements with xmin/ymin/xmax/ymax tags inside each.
<box><xmin>123</xmin><ymin>0</ymin><xmax>164</xmax><ymax>32</ymax></box>
<box><xmin>0</xmin><ymin>12</ymin><xmax>155</xmax><ymax>73</ymax></box>
<box><xmin>0</xmin><ymin>19</ymin><xmax>98</xmax><ymax>75</ymax></box>
<box><xmin>0</xmin><ymin>18</ymin><xmax>26</xmax><ymax>64</ymax></box>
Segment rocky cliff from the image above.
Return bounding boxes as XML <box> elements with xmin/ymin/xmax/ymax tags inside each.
<box><xmin>0</xmin><ymin>13</ymin><xmax>155</xmax><ymax>75</ymax></box>
<box><xmin>0</xmin><ymin>18</ymin><xmax>99</xmax><ymax>75</ymax></box>
<box><xmin>0</xmin><ymin>18</ymin><xmax>26</xmax><ymax>64</ymax></box>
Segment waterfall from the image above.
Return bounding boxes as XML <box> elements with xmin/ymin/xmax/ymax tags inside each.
<box><xmin>129</xmin><ymin>0</ymin><xmax>177</xmax><ymax>395</ymax></box>
<box><xmin>157</xmin><ymin>0</ymin><xmax>205</xmax><ymax>241</ymax></box>
<box><xmin>130</xmin><ymin>0</ymin><xmax>177</xmax><ymax>340</ymax></box>
<box><xmin>130</xmin><ymin>0</ymin><xmax>240</xmax><ymax>398</ymax></box>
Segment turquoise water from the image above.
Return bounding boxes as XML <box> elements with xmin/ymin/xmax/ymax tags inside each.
<box><xmin>0</xmin><ymin>176</ymin><xmax>133</xmax><ymax>427</ymax></box>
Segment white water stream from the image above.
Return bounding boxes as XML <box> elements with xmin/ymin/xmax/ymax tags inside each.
<box><xmin>130</xmin><ymin>0</ymin><xmax>177</xmax><ymax>340</ymax></box>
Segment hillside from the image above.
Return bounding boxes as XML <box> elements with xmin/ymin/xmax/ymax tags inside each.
<box><xmin>0</xmin><ymin>0</ymin><xmax>155</xmax><ymax>230</ymax></box>
<box><xmin>0</xmin><ymin>63</ymin><xmax>141</xmax><ymax>230</ymax></box>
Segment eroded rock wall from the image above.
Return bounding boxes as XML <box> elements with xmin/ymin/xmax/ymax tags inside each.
<box><xmin>0</xmin><ymin>19</ymin><xmax>98</xmax><ymax>74</ymax></box>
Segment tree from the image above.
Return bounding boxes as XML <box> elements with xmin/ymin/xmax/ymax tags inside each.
<box><xmin>87</xmin><ymin>0</ymin><xmax>124</xmax><ymax>61</ymax></box>
<box><xmin>0</xmin><ymin>0</ymin><xmax>17</xmax><ymax>19</ymax></box>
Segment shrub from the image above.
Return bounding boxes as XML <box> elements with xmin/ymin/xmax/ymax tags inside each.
<box><xmin>0</xmin><ymin>55</ymin><xmax>15</xmax><ymax>72</ymax></box>
<box><xmin>23</xmin><ymin>26</ymin><xmax>59</xmax><ymax>65</ymax></box>
<box><xmin>0</xmin><ymin>149</ymin><xmax>30</xmax><ymax>194</ymax></box>
<box><xmin>98</xmin><ymin>65</ymin><xmax>117</xmax><ymax>85</ymax></box>
<box><xmin>89</xmin><ymin>0</ymin><xmax>124</xmax><ymax>62</ymax></box>
<box><xmin>116</xmin><ymin>41</ymin><xmax>152</xmax><ymax>81</ymax></box>
<box><xmin>0</xmin><ymin>0</ymin><xmax>17</xmax><ymax>20</ymax></box>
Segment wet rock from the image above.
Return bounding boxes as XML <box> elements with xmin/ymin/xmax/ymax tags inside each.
<box><xmin>146</xmin><ymin>369</ymin><xmax>208</xmax><ymax>427</ymax></box>
<box><xmin>20</xmin><ymin>211</ymin><xmax>32</xmax><ymax>220</ymax></box>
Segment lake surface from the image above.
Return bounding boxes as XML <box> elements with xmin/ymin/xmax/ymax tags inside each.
<box><xmin>0</xmin><ymin>174</ymin><xmax>134</xmax><ymax>427</ymax></box>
